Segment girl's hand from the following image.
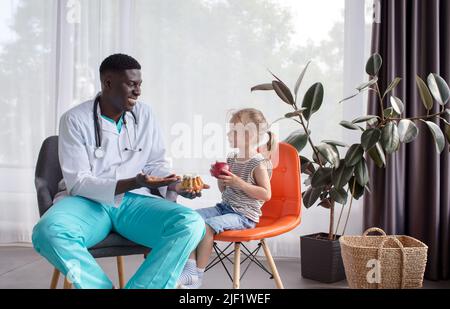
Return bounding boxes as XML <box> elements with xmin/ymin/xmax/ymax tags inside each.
<box><xmin>217</xmin><ymin>170</ymin><xmax>246</xmax><ymax>189</ymax></box>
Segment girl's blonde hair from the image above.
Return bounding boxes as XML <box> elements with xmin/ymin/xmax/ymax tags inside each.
<box><xmin>229</xmin><ymin>108</ymin><xmax>277</xmax><ymax>158</ymax></box>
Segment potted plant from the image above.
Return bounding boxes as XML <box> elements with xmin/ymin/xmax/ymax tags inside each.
<box><xmin>251</xmin><ymin>53</ymin><xmax>450</xmax><ymax>283</ymax></box>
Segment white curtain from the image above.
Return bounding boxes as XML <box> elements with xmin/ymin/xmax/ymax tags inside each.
<box><xmin>0</xmin><ymin>0</ymin><xmax>373</xmax><ymax>257</ymax></box>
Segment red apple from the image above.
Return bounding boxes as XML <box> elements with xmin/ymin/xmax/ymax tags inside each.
<box><xmin>210</xmin><ymin>161</ymin><xmax>230</xmax><ymax>178</ymax></box>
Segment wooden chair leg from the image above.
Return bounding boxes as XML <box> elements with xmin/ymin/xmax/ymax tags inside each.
<box><xmin>261</xmin><ymin>239</ymin><xmax>284</xmax><ymax>289</ymax></box>
<box><xmin>117</xmin><ymin>256</ymin><xmax>125</xmax><ymax>289</ymax></box>
<box><xmin>50</xmin><ymin>268</ymin><xmax>60</xmax><ymax>289</ymax></box>
<box><xmin>233</xmin><ymin>242</ymin><xmax>241</xmax><ymax>289</ymax></box>
<box><xmin>63</xmin><ymin>276</ymin><xmax>72</xmax><ymax>289</ymax></box>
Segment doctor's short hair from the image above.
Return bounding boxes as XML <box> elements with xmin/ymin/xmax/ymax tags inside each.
<box><xmin>99</xmin><ymin>54</ymin><xmax>141</xmax><ymax>76</ymax></box>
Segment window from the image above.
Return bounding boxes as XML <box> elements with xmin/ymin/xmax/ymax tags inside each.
<box><xmin>0</xmin><ymin>0</ymin><xmax>371</xmax><ymax>255</ymax></box>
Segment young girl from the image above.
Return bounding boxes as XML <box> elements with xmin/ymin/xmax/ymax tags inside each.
<box><xmin>178</xmin><ymin>108</ymin><xmax>276</xmax><ymax>289</ymax></box>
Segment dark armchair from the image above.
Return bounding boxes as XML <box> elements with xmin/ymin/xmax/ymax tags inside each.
<box><xmin>35</xmin><ymin>136</ymin><xmax>150</xmax><ymax>288</ymax></box>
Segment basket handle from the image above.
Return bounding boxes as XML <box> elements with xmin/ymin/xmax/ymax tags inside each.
<box><xmin>363</xmin><ymin>227</ymin><xmax>387</xmax><ymax>236</ymax></box>
<box><xmin>377</xmin><ymin>236</ymin><xmax>406</xmax><ymax>289</ymax></box>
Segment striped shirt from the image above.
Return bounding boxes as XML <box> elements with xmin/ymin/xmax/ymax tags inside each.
<box><xmin>222</xmin><ymin>153</ymin><xmax>272</xmax><ymax>223</ymax></box>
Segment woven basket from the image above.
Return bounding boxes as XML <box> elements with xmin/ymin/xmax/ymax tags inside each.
<box><xmin>339</xmin><ymin>227</ymin><xmax>428</xmax><ymax>289</ymax></box>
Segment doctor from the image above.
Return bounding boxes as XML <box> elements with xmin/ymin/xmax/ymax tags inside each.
<box><xmin>32</xmin><ymin>54</ymin><xmax>208</xmax><ymax>289</ymax></box>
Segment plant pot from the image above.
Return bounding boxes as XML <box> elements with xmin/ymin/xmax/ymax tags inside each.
<box><xmin>300</xmin><ymin>232</ymin><xmax>346</xmax><ymax>283</ymax></box>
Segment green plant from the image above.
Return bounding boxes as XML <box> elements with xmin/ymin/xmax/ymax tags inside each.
<box><xmin>252</xmin><ymin>53</ymin><xmax>450</xmax><ymax>240</ymax></box>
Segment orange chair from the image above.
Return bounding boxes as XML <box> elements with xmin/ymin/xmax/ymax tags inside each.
<box><xmin>205</xmin><ymin>142</ymin><xmax>302</xmax><ymax>289</ymax></box>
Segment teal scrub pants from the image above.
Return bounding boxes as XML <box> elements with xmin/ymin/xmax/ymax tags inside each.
<box><xmin>31</xmin><ymin>192</ymin><xmax>206</xmax><ymax>289</ymax></box>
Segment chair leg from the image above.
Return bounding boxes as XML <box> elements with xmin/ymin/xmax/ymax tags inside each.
<box><xmin>63</xmin><ymin>276</ymin><xmax>72</xmax><ymax>289</ymax></box>
<box><xmin>50</xmin><ymin>268</ymin><xmax>60</xmax><ymax>289</ymax></box>
<box><xmin>261</xmin><ymin>239</ymin><xmax>284</xmax><ymax>289</ymax></box>
<box><xmin>117</xmin><ymin>256</ymin><xmax>125</xmax><ymax>289</ymax></box>
<box><xmin>233</xmin><ymin>242</ymin><xmax>241</xmax><ymax>289</ymax></box>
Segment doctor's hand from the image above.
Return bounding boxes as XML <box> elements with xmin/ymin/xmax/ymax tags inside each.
<box><xmin>136</xmin><ymin>173</ymin><xmax>180</xmax><ymax>189</ymax></box>
<box><xmin>174</xmin><ymin>182</ymin><xmax>210</xmax><ymax>199</ymax></box>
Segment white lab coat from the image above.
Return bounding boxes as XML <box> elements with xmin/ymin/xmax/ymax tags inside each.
<box><xmin>55</xmin><ymin>99</ymin><xmax>176</xmax><ymax>207</ymax></box>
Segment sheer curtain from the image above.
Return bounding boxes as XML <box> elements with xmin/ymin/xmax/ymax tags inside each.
<box><xmin>0</xmin><ymin>0</ymin><xmax>372</xmax><ymax>257</ymax></box>
<box><xmin>0</xmin><ymin>0</ymin><xmax>58</xmax><ymax>243</ymax></box>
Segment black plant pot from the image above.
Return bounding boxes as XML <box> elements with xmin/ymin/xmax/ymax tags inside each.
<box><xmin>300</xmin><ymin>232</ymin><xmax>346</xmax><ymax>283</ymax></box>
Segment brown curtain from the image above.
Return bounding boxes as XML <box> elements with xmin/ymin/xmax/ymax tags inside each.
<box><xmin>364</xmin><ymin>0</ymin><xmax>450</xmax><ymax>280</ymax></box>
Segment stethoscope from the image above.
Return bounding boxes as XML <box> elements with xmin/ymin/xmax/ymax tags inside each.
<box><xmin>93</xmin><ymin>93</ymin><xmax>142</xmax><ymax>159</ymax></box>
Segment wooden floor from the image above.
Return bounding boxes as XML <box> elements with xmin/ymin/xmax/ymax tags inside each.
<box><xmin>0</xmin><ymin>246</ymin><xmax>449</xmax><ymax>289</ymax></box>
